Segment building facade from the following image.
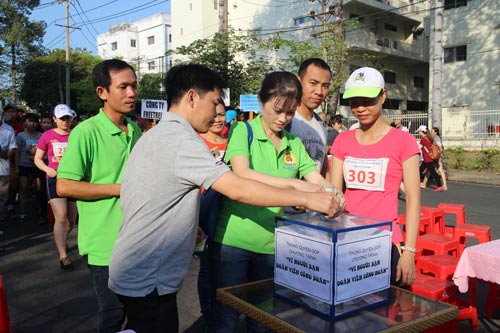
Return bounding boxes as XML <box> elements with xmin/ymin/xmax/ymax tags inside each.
<box><xmin>170</xmin><ymin>0</ymin><xmax>430</xmax><ymax>117</ymax></box>
<box><xmin>97</xmin><ymin>12</ymin><xmax>172</xmax><ymax>78</ymax></box>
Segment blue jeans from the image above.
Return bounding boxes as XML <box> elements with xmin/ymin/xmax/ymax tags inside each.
<box><xmin>197</xmin><ymin>241</ymin><xmax>214</xmax><ymax>329</ymax></box>
<box><xmin>208</xmin><ymin>243</ymin><xmax>274</xmax><ymax>333</ymax></box>
<box><xmin>88</xmin><ymin>264</ymin><xmax>125</xmax><ymax>333</ymax></box>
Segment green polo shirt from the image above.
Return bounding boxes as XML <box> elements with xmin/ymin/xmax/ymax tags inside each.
<box><xmin>57</xmin><ymin>109</ymin><xmax>141</xmax><ymax>266</ymax></box>
<box><xmin>214</xmin><ymin>115</ymin><xmax>316</xmax><ymax>254</ymax></box>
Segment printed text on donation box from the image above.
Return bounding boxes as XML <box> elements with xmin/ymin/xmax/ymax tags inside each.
<box><xmin>275</xmin><ymin>229</ymin><xmax>334</xmax><ymax>304</ymax></box>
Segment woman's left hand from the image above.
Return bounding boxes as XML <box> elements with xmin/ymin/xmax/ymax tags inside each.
<box><xmin>396</xmin><ymin>251</ymin><xmax>416</xmax><ymax>285</ymax></box>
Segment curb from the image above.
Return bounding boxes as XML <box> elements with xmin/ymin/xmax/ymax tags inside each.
<box><xmin>448</xmin><ymin>170</ymin><xmax>500</xmax><ymax>186</ymax></box>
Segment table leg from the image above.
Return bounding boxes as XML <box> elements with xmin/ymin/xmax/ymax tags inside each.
<box><xmin>469</xmin><ymin>277</ymin><xmax>477</xmax><ymax>308</ymax></box>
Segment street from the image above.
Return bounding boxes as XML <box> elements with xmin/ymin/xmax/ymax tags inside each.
<box><xmin>1</xmin><ymin>179</ymin><xmax>499</xmax><ymax>332</ymax></box>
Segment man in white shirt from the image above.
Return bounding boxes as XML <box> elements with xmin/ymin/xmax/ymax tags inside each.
<box><xmin>287</xmin><ymin>58</ymin><xmax>331</xmax><ymax>176</ymax></box>
<box><xmin>0</xmin><ymin>106</ymin><xmax>17</xmax><ymax>225</ymax></box>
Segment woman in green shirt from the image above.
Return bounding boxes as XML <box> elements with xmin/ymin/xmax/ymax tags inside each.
<box><xmin>210</xmin><ymin>71</ymin><xmax>342</xmax><ymax>332</ymax></box>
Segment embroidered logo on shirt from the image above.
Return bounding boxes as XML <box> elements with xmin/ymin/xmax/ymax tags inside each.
<box><xmin>283</xmin><ymin>152</ymin><xmax>297</xmax><ymax>167</ymax></box>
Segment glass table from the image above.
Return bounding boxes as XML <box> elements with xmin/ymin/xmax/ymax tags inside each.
<box><xmin>217</xmin><ymin>279</ymin><xmax>458</xmax><ymax>333</ymax></box>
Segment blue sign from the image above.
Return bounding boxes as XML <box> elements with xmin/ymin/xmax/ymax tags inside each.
<box><xmin>239</xmin><ymin>94</ymin><xmax>262</xmax><ymax>113</ymax></box>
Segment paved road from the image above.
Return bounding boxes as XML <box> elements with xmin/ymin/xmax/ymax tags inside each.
<box><xmin>1</xmin><ymin>178</ymin><xmax>499</xmax><ymax>332</ymax></box>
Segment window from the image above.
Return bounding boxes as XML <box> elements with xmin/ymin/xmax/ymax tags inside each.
<box><xmin>407</xmin><ymin>100</ymin><xmax>428</xmax><ymax>111</ymax></box>
<box><xmin>111</xmin><ymin>42</ymin><xmax>117</xmax><ymax>50</ymax></box>
<box><xmin>294</xmin><ymin>16</ymin><xmax>313</xmax><ymax>25</ymax></box>
<box><xmin>214</xmin><ymin>0</ymin><xmax>217</xmax><ymax>9</ymax></box>
<box><xmin>349</xmin><ymin>14</ymin><xmax>365</xmax><ymax>23</ymax></box>
<box><xmin>190</xmin><ymin>3</ymin><xmax>192</xmax><ymax>10</ymax></box>
<box><xmin>384</xmin><ymin>71</ymin><xmax>396</xmax><ymax>84</ymax></box>
<box><xmin>392</xmin><ymin>40</ymin><xmax>398</xmax><ymax>49</ymax></box>
<box><xmin>414</xmin><ymin>76</ymin><xmax>424</xmax><ymax>88</ymax></box>
<box><xmin>382</xmin><ymin>98</ymin><xmax>400</xmax><ymax>110</ymax></box>
<box><xmin>148</xmin><ymin>61</ymin><xmax>155</xmax><ymax>70</ymax></box>
<box><xmin>444</xmin><ymin>45</ymin><xmax>467</xmax><ymax>63</ymax></box>
<box><xmin>180</xmin><ymin>28</ymin><xmax>183</xmax><ymax>35</ymax></box>
<box><xmin>384</xmin><ymin>23</ymin><xmax>397</xmax><ymax>32</ymax></box>
<box><xmin>444</xmin><ymin>0</ymin><xmax>468</xmax><ymax>10</ymax></box>
<box><xmin>168</xmin><ymin>34</ymin><xmax>172</xmax><ymax>43</ymax></box>
<box><xmin>148</xmin><ymin>36</ymin><xmax>155</xmax><ymax>45</ymax></box>
<box><xmin>130</xmin><ymin>39</ymin><xmax>136</xmax><ymax>47</ymax></box>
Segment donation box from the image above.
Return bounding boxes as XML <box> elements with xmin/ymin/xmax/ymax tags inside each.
<box><xmin>274</xmin><ymin>212</ymin><xmax>392</xmax><ymax>318</ymax></box>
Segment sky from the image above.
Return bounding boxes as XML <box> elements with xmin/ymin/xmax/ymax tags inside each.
<box><xmin>30</xmin><ymin>0</ymin><xmax>171</xmax><ymax>55</ymax></box>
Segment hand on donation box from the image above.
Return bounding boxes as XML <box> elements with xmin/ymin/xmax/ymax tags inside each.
<box><xmin>323</xmin><ymin>187</ymin><xmax>346</xmax><ymax>217</ymax></box>
<box><xmin>396</xmin><ymin>251</ymin><xmax>416</xmax><ymax>285</ymax></box>
<box><xmin>303</xmin><ymin>191</ymin><xmax>341</xmax><ymax>218</ymax></box>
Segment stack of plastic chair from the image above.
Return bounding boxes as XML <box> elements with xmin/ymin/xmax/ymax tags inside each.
<box><xmin>416</xmin><ymin>206</ymin><xmax>460</xmax><ymax>257</ymax></box>
<box><xmin>409</xmin><ymin>274</ymin><xmax>479</xmax><ymax>331</ymax></box>
<box><xmin>437</xmin><ymin>202</ymin><xmax>491</xmax><ymax>256</ymax></box>
<box><xmin>0</xmin><ymin>276</ymin><xmax>12</xmax><ymax>333</ymax></box>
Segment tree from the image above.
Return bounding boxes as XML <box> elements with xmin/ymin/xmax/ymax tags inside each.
<box><xmin>257</xmin><ymin>5</ymin><xmax>353</xmax><ymax>116</ymax></box>
<box><xmin>139</xmin><ymin>73</ymin><xmax>164</xmax><ymax>100</ymax></box>
<box><xmin>21</xmin><ymin>49</ymin><xmax>102</xmax><ymax>116</ymax></box>
<box><xmin>168</xmin><ymin>28</ymin><xmax>276</xmax><ymax>107</ymax></box>
<box><xmin>0</xmin><ymin>0</ymin><xmax>45</xmax><ymax>102</ymax></box>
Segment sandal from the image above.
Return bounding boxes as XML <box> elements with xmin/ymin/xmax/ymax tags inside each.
<box><xmin>60</xmin><ymin>257</ymin><xmax>74</xmax><ymax>272</ymax></box>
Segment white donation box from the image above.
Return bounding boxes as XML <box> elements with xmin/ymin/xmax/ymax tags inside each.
<box><xmin>274</xmin><ymin>212</ymin><xmax>392</xmax><ymax>318</ymax></box>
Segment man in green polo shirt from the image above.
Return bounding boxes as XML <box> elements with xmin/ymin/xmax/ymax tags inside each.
<box><xmin>57</xmin><ymin>59</ymin><xmax>141</xmax><ymax>333</ymax></box>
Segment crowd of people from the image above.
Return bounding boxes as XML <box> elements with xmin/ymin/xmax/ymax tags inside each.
<box><xmin>0</xmin><ymin>57</ymin><xmax>452</xmax><ymax>332</ymax></box>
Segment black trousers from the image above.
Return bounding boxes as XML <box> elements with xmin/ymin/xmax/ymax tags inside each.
<box><xmin>117</xmin><ymin>289</ymin><xmax>179</xmax><ymax>333</ymax></box>
<box><xmin>419</xmin><ymin>161</ymin><xmax>442</xmax><ymax>187</ymax></box>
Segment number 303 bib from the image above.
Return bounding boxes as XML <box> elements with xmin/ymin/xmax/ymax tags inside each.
<box><xmin>343</xmin><ymin>156</ymin><xmax>389</xmax><ymax>191</ymax></box>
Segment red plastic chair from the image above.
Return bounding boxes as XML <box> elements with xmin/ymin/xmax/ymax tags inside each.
<box><xmin>416</xmin><ymin>254</ymin><xmax>459</xmax><ymax>280</ymax></box>
<box><xmin>421</xmin><ymin>206</ymin><xmax>445</xmax><ymax>235</ymax></box>
<box><xmin>398</xmin><ymin>214</ymin><xmax>431</xmax><ymax>236</ymax></box>
<box><xmin>0</xmin><ymin>276</ymin><xmax>12</xmax><ymax>333</ymax></box>
<box><xmin>437</xmin><ymin>203</ymin><xmax>466</xmax><ymax>225</ymax></box>
<box><xmin>416</xmin><ymin>233</ymin><xmax>460</xmax><ymax>257</ymax></box>
<box><xmin>409</xmin><ymin>273</ymin><xmax>456</xmax><ymax>301</ymax></box>
<box><xmin>453</xmin><ymin>224</ymin><xmax>491</xmax><ymax>256</ymax></box>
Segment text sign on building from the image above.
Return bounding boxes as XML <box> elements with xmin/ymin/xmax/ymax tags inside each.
<box><xmin>334</xmin><ymin>234</ymin><xmax>391</xmax><ymax>304</ymax></box>
<box><xmin>141</xmin><ymin>99</ymin><xmax>167</xmax><ymax>120</ymax></box>
<box><xmin>275</xmin><ymin>228</ymin><xmax>334</xmax><ymax>304</ymax></box>
<box><xmin>239</xmin><ymin>94</ymin><xmax>262</xmax><ymax>113</ymax></box>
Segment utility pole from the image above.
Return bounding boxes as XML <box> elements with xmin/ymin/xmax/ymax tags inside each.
<box><xmin>309</xmin><ymin>1</ymin><xmax>337</xmax><ymax>62</ymax></box>
<box><xmin>65</xmin><ymin>0</ymin><xmax>71</xmax><ymax>106</ymax></box>
<box><xmin>309</xmin><ymin>0</ymin><xmax>345</xmax><ymax>115</ymax></box>
<box><xmin>56</xmin><ymin>0</ymin><xmax>75</xmax><ymax>106</ymax></box>
<box><xmin>218</xmin><ymin>0</ymin><xmax>228</xmax><ymax>33</ymax></box>
<box><xmin>432</xmin><ymin>0</ymin><xmax>444</xmax><ymax>129</ymax></box>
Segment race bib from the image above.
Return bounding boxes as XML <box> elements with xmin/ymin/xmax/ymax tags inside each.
<box><xmin>52</xmin><ymin>142</ymin><xmax>68</xmax><ymax>158</ymax></box>
<box><xmin>343</xmin><ymin>156</ymin><xmax>389</xmax><ymax>191</ymax></box>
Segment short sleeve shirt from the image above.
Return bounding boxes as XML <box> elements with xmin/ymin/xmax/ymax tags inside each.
<box><xmin>288</xmin><ymin>112</ymin><xmax>328</xmax><ymax>172</ymax></box>
<box><xmin>0</xmin><ymin>123</ymin><xmax>16</xmax><ymax>176</ymax></box>
<box><xmin>109</xmin><ymin>112</ymin><xmax>229</xmax><ymax>297</ymax></box>
<box><xmin>330</xmin><ymin>128</ymin><xmax>419</xmax><ymax>244</ymax></box>
<box><xmin>16</xmin><ymin>131</ymin><xmax>41</xmax><ymax>168</ymax></box>
<box><xmin>37</xmin><ymin>129</ymin><xmax>70</xmax><ymax>171</ymax></box>
<box><xmin>57</xmin><ymin>109</ymin><xmax>142</xmax><ymax>266</ymax></box>
<box><xmin>214</xmin><ymin>116</ymin><xmax>317</xmax><ymax>254</ymax></box>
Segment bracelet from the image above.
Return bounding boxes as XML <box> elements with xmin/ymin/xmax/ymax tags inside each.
<box><xmin>401</xmin><ymin>246</ymin><xmax>417</xmax><ymax>253</ymax></box>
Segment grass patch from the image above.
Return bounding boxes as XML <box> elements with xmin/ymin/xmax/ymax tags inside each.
<box><xmin>445</xmin><ymin>148</ymin><xmax>500</xmax><ymax>172</ymax></box>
